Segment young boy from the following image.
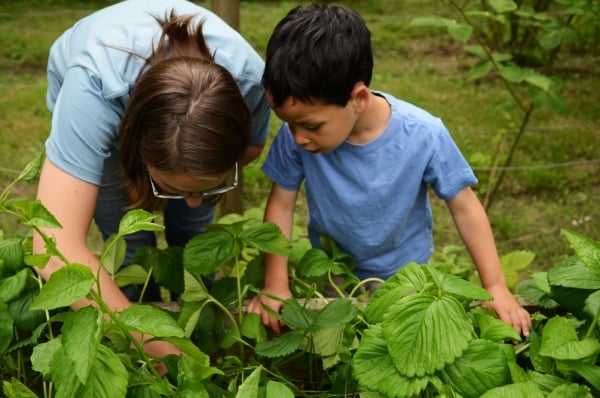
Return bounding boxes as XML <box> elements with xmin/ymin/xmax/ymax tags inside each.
<box><xmin>247</xmin><ymin>4</ymin><xmax>531</xmax><ymax>337</ymax></box>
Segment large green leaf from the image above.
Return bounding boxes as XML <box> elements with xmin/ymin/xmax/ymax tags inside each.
<box><xmin>119</xmin><ymin>304</ymin><xmax>184</xmax><ymax>338</ymax></box>
<box><xmin>184</xmin><ymin>231</ymin><xmax>241</xmax><ymax>275</ymax></box>
<box><xmin>62</xmin><ymin>307</ymin><xmax>103</xmax><ymax>384</ymax></box>
<box><xmin>447</xmin><ymin>22</ymin><xmax>473</xmax><ymax>43</ymax></box>
<box><xmin>425</xmin><ymin>266</ymin><xmax>492</xmax><ymax>301</ymax></box>
<box><xmin>0</xmin><ymin>303</ymin><xmax>14</xmax><ymax>354</ymax></box>
<box><xmin>0</xmin><ymin>237</ymin><xmax>24</xmax><ymax>273</ymax></box>
<box><xmin>562</xmin><ymin>360</ymin><xmax>600</xmax><ymax>392</ymax></box>
<box><xmin>547</xmin><ymin>383</ymin><xmax>593</xmax><ymax>397</ymax></box>
<box><xmin>562</xmin><ymin>230</ymin><xmax>600</xmax><ymax>272</ymax></box>
<box><xmin>298</xmin><ymin>248</ymin><xmax>333</xmax><ymax>278</ymax></box>
<box><xmin>473</xmin><ymin>311</ymin><xmax>521</xmax><ymax>342</ymax></box>
<box><xmin>31</xmin><ymin>337</ymin><xmax>62</xmax><ymax>375</ymax></box>
<box><xmin>279</xmin><ymin>299</ymin><xmax>318</xmax><ymax>330</ymax></box>
<box><xmin>352</xmin><ymin>324</ymin><xmax>440</xmax><ymax>398</ymax></box>
<box><xmin>235</xmin><ymin>366</ymin><xmax>261</xmax><ymax>398</ymax></box>
<box><xmin>500</xmin><ymin>251</ymin><xmax>535</xmax><ymax>288</ymax></box>
<box><xmin>480</xmin><ymin>381</ymin><xmax>545</xmax><ymax>397</ymax></box>
<box><xmin>2</xmin><ymin>378</ymin><xmax>39</xmax><ymax>398</ymax></box>
<box><xmin>547</xmin><ymin>256</ymin><xmax>600</xmax><ymax>289</ymax></box>
<box><xmin>540</xmin><ymin>316</ymin><xmax>600</xmax><ymax>360</ymax></box>
<box><xmin>313</xmin><ymin>298</ymin><xmax>357</xmax><ymax>330</ymax></box>
<box><xmin>5</xmin><ymin>199</ymin><xmax>61</xmax><ymax>229</ymax></box>
<box><xmin>440</xmin><ymin>340</ymin><xmax>510</xmax><ymax>398</ymax></box>
<box><xmin>265</xmin><ymin>380</ymin><xmax>294</xmax><ymax>398</ymax></box>
<box><xmin>239</xmin><ymin>222</ymin><xmax>290</xmax><ymax>256</ymax></box>
<box><xmin>30</xmin><ymin>264</ymin><xmax>95</xmax><ymax>310</ymax></box>
<box><xmin>382</xmin><ymin>293</ymin><xmax>472</xmax><ymax>377</ymax></box>
<box><xmin>365</xmin><ymin>263</ymin><xmax>429</xmax><ymax>323</ymax></box>
<box><xmin>0</xmin><ymin>268</ymin><xmax>29</xmax><ymax>303</ymax></box>
<box><xmin>255</xmin><ymin>329</ymin><xmax>305</xmax><ymax>358</ymax></box>
<box><xmin>50</xmin><ymin>344</ymin><xmax>128</xmax><ymax>398</ymax></box>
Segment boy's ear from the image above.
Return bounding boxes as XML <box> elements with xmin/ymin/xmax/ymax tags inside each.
<box><xmin>351</xmin><ymin>83</ymin><xmax>370</xmax><ymax>113</ymax></box>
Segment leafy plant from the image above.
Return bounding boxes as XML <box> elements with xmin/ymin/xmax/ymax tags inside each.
<box><xmin>410</xmin><ymin>0</ymin><xmax>599</xmax><ymax>210</ymax></box>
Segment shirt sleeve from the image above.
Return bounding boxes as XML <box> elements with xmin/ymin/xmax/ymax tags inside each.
<box><xmin>45</xmin><ymin>66</ymin><xmax>122</xmax><ymax>185</ymax></box>
<box><xmin>261</xmin><ymin>123</ymin><xmax>304</xmax><ymax>191</ymax></box>
<box><xmin>423</xmin><ymin>122</ymin><xmax>478</xmax><ymax>200</ymax></box>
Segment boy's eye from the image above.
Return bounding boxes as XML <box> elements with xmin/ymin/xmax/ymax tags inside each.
<box><xmin>305</xmin><ymin>125</ymin><xmax>320</xmax><ymax>132</ymax></box>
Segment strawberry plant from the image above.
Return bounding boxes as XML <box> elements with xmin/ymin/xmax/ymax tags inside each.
<box><xmin>2</xmin><ymin>153</ymin><xmax>600</xmax><ymax>397</ymax></box>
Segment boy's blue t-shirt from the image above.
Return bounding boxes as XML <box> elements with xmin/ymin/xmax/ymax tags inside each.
<box><xmin>262</xmin><ymin>92</ymin><xmax>477</xmax><ymax>280</ymax></box>
<box><xmin>45</xmin><ymin>0</ymin><xmax>270</xmax><ymax>186</ymax></box>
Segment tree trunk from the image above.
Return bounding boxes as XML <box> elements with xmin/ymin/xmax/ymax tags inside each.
<box><xmin>212</xmin><ymin>0</ymin><xmax>243</xmax><ymax>214</ymax></box>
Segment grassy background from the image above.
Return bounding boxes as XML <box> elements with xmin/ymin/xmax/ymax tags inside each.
<box><xmin>1</xmin><ymin>0</ymin><xmax>599</xmax><ymax>278</ymax></box>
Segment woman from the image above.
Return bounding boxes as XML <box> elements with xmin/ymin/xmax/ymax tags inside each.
<box><xmin>34</xmin><ymin>0</ymin><xmax>269</xmax><ymax>364</ymax></box>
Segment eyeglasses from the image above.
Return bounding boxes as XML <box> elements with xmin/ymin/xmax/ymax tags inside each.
<box><xmin>149</xmin><ymin>162</ymin><xmax>238</xmax><ymax>200</ymax></box>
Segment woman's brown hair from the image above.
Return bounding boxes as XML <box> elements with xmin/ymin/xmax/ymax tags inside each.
<box><xmin>119</xmin><ymin>12</ymin><xmax>251</xmax><ymax>210</ymax></box>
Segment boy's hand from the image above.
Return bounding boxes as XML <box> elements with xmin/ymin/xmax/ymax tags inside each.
<box><xmin>483</xmin><ymin>284</ymin><xmax>531</xmax><ymax>339</ymax></box>
<box><xmin>247</xmin><ymin>286</ymin><xmax>292</xmax><ymax>335</ymax></box>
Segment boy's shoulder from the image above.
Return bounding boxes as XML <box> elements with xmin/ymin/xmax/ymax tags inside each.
<box><xmin>375</xmin><ymin>91</ymin><xmax>443</xmax><ymax>127</ymax></box>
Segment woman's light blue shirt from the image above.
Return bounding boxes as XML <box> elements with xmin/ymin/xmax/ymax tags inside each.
<box><xmin>45</xmin><ymin>0</ymin><xmax>270</xmax><ymax>186</ymax></box>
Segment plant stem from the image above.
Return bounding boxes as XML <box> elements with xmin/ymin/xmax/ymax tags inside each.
<box><xmin>348</xmin><ymin>277</ymin><xmax>385</xmax><ymax>297</ymax></box>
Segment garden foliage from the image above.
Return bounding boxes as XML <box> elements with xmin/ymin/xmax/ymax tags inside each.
<box><xmin>2</xmin><ymin>154</ymin><xmax>600</xmax><ymax>397</ymax></box>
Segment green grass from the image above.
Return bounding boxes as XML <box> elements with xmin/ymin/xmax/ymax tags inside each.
<box><xmin>1</xmin><ymin>0</ymin><xmax>599</xmax><ymax>274</ymax></box>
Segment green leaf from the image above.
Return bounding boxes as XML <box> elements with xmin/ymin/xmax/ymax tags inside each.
<box><xmin>50</xmin><ymin>344</ymin><xmax>128</xmax><ymax>398</ymax></box>
<box><xmin>8</xmin><ymin>290</ymin><xmax>47</xmax><ymax>331</ymax></box>
<box><xmin>562</xmin><ymin>360</ymin><xmax>600</xmax><ymax>392</ymax></box>
<box><xmin>62</xmin><ymin>306</ymin><xmax>103</xmax><ymax>384</ymax></box>
<box><xmin>488</xmin><ymin>0</ymin><xmax>518</xmax><ymax>13</ymax></box>
<box><xmin>119</xmin><ymin>304</ymin><xmax>184</xmax><ymax>338</ymax></box>
<box><xmin>30</xmin><ymin>264</ymin><xmax>95</xmax><ymax>310</ymax></box>
<box><xmin>0</xmin><ymin>304</ymin><xmax>14</xmax><ymax>354</ymax></box>
<box><xmin>2</xmin><ymin>378</ymin><xmax>39</xmax><ymax>398</ymax></box>
<box><xmin>265</xmin><ymin>380</ymin><xmax>295</xmax><ymax>398</ymax></box>
<box><xmin>440</xmin><ymin>340</ymin><xmax>510</xmax><ymax>397</ymax></box>
<box><xmin>540</xmin><ymin>316</ymin><xmax>600</xmax><ymax>360</ymax></box>
<box><xmin>279</xmin><ymin>299</ymin><xmax>318</xmax><ymax>330</ymax></box>
<box><xmin>298</xmin><ymin>248</ymin><xmax>333</xmax><ymax>278</ymax></box>
<box><xmin>235</xmin><ymin>366</ymin><xmax>261</xmax><ymax>398</ymax></box>
<box><xmin>500</xmin><ymin>251</ymin><xmax>535</xmax><ymax>288</ymax></box>
<box><xmin>0</xmin><ymin>268</ymin><xmax>29</xmax><ymax>303</ymax></box>
<box><xmin>114</xmin><ymin>264</ymin><xmax>148</xmax><ymax>287</ymax></box>
<box><xmin>118</xmin><ymin>209</ymin><xmax>163</xmax><ymax>235</ymax></box>
<box><xmin>31</xmin><ymin>337</ymin><xmax>62</xmax><ymax>375</ymax></box>
<box><xmin>562</xmin><ymin>230</ymin><xmax>600</xmax><ymax>272</ymax></box>
<box><xmin>383</xmin><ymin>293</ymin><xmax>473</xmax><ymax>377</ymax></box>
<box><xmin>5</xmin><ymin>199</ymin><xmax>61</xmax><ymax>229</ymax></box>
<box><xmin>101</xmin><ymin>235</ymin><xmax>126</xmax><ymax>276</ymax></box>
<box><xmin>523</xmin><ymin>70</ymin><xmax>552</xmax><ymax>92</ymax></box>
<box><xmin>15</xmin><ymin>151</ymin><xmax>44</xmax><ymax>183</ymax></box>
<box><xmin>255</xmin><ymin>329</ymin><xmax>305</xmax><ymax>358</ymax></box>
<box><xmin>480</xmin><ymin>381</ymin><xmax>545</xmax><ymax>397</ymax></box>
<box><xmin>184</xmin><ymin>230</ymin><xmax>241</xmax><ymax>275</ymax></box>
<box><xmin>241</xmin><ymin>312</ymin><xmax>267</xmax><ymax>342</ymax></box>
<box><xmin>468</xmin><ymin>60</ymin><xmax>494</xmax><ymax>81</ymax></box>
<box><xmin>498</xmin><ymin>64</ymin><xmax>524</xmax><ymax>83</ymax></box>
<box><xmin>365</xmin><ymin>263</ymin><xmax>429</xmax><ymax>323</ymax></box>
<box><xmin>474</xmin><ymin>312</ymin><xmax>521</xmax><ymax>342</ymax></box>
<box><xmin>0</xmin><ymin>238</ymin><xmax>24</xmax><ymax>273</ymax></box>
<box><xmin>547</xmin><ymin>383</ymin><xmax>593</xmax><ymax>397</ymax></box>
<box><xmin>352</xmin><ymin>324</ymin><xmax>440</xmax><ymax>398</ymax></box>
<box><xmin>515</xmin><ymin>277</ymin><xmax>558</xmax><ymax>309</ymax></box>
<box><xmin>313</xmin><ymin>299</ymin><xmax>357</xmax><ymax>330</ymax></box>
<box><xmin>547</xmin><ymin>256</ymin><xmax>600</xmax><ymax>289</ymax></box>
<box><xmin>307</xmin><ymin>326</ymin><xmax>344</xmax><ymax>357</ymax></box>
<box><xmin>447</xmin><ymin>22</ymin><xmax>473</xmax><ymax>43</ymax></box>
<box><xmin>425</xmin><ymin>266</ymin><xmax>493</xmax><ymax>301</ymax></box>
<box><xmin>239</xmin><ymin>222</ymin><xmax>290</xmax><ymax>256</ymax></box>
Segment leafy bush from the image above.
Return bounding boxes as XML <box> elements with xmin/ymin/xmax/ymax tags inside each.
<box><xmin>2</xmin><ymin>154</ymin><xmax>600</xmax><ymax>397</ymax></box>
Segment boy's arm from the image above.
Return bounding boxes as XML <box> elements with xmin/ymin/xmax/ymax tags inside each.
<box><xmin>247</xmin><ymin>183</ymin><xmax>298</xmax><ymax>335</ymax></box>
<box><xmin>446</xmin><ymin>187</ymin><xmax>531</xmax><ymax>337</ymax></box>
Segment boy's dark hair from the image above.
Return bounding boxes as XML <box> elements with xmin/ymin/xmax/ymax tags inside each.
<box><xmin>263</xmin><ymin>4</ymin><xmax>373</xmax><ymax>107</ymax></box>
